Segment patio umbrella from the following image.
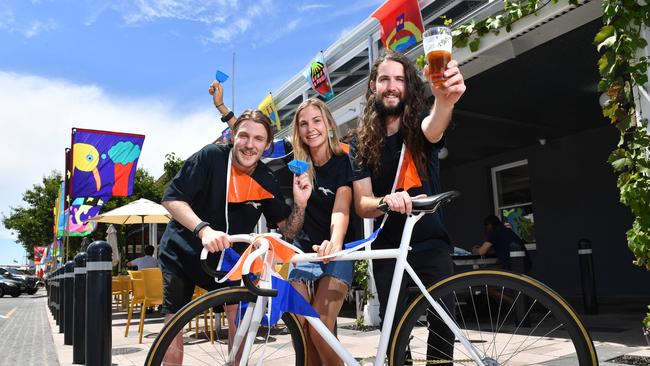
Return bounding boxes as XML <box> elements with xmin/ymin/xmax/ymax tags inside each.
<box><xmin>106</xmin><ymin>224</ymin><xmax>121</xmax><ymax>267</ymax></box>
<box><xmin>90</xmin><ymin>198</ymin><xmax>172</xmax><ymax>257</ymax></box>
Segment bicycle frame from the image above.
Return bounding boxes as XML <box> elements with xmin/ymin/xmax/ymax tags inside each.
<box><xmin>233</xmin><ymin>211</ymin><xmax>487</xmax><ymax>366</ymax></box>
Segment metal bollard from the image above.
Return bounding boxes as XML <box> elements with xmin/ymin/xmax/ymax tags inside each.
<box><xmin>578</xmin><ymin>238</ymin><xmax>598</xmax><ymax>314</ymax></box>
<box><xmin>52</xmin><ymin>269</ymin><xmax>58</xmax><ymax>322</ymax></box>
<box><xmin>64</xmin><ymin>261</ymin><xmax>75</xmax><ymax>345</ymax></box>
<box><xmin>73</xmin><ymin>252</ymin><xmax>87</xmax><ymax>364</ymax></box>
<box><xmin>59</xmin><ymin>267</ymin><xmax>65</xmax><ymax>333</ymax></box>
<box><xmin>510</xmin><ymin>249</ymin><xmax>530</xmax><ymax>327</ymax></box>
<box><xmin>86</xmin><ymin>241</ymin><xmax>112</xmax><ymax>366</ymax></box>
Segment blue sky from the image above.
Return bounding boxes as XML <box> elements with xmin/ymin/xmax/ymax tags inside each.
<box><xmin>0</xmin><ymin>0</ymin><xmax>382</xmax><ymax>264</ymax></box>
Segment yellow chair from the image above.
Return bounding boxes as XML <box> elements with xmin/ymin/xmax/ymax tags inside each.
<box><xmin>124</xmin><ymin>270</ymin><xmax>144</xmax><ymax>338</ymax></box>
<box><xmin>112</xmin><ymin>277</ymin><xmax>130</xmax><ymax>311</ymax></box>
<box><xmin>188</xmin><ymin>286</ymin><xmax>215</xmax><ymax>344</ymax></box>
<box><xmin>137</xmin><ymin>268</ymin><xmax>164</xmax><ymax>343</ymax></box>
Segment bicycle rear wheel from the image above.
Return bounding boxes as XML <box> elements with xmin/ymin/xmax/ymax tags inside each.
<box><xmin>390</xmin><ymin>270</ymin><xmax>597</xmax><ymax>365</ymax></box>
<box><xmin>145</xmin><ymin>287</ymin><xmax>307</xmax><ymax>366</ymax></box>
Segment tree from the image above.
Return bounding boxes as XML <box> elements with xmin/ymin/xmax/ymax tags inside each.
<box><xmin>2</xmin><ymin>171</ymin><xmax>62</xmax><ymax>260</ymax></box>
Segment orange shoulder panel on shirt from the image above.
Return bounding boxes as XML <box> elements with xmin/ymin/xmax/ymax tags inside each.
<box><xmin>396</xmin><ymin>149</ymin><xmax>423</xmax><ymax>191</ymax></box>
<box><xmin>228</xmin><ymin>166</ymin><xmax>274</xmax><ymax>203</ymax></box>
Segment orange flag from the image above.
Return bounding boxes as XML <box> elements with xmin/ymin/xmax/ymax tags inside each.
<box><xmin>222</xmin><ymin>235</ymin><xmax>297</xmax><ymax>282</ymax></box>
<box><xmin>395</xmin><ymin>148</ymin><xmax>422</xmax><ymax>191</ymax></box>
<box><xmin>228</xmin><ymin>166</ymin><xmax>274</xmax><ymax>203</ymax></box>
<box><xmin>339</xmin><ymin>143</ymin><xmax>350</xmax><ymax>154</ymax></box>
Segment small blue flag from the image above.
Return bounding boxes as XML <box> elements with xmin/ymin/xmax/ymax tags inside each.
<box><xmin>237</xmin><ymin>275</ymin><xmax>319</xmax><ymax>327</ymax></box>
<box><xmin>288</xmin><ymin>159</ymin><xmax>309</xmax><ymax>175</ymax></box>
<box><xmin>216</xmin><ymin>70</ymin><xmax>229</xmax><ymax>83</ymax></box>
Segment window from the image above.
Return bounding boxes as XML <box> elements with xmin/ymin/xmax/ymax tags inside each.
<box><xmin>491</xmin><ymin>160</ymin><xmax>535</xmax><ymax>244</ymax></box>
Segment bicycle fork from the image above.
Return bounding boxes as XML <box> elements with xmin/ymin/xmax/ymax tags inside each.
<box><xmin>374</xmin><ymin>213</ymin><xmax>486</xmax><ymax>366</ymax></box>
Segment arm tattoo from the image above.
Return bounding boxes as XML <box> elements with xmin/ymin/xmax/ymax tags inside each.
<box><xmin>278</xmin><ymin>203</ymin><xmax>305</xmax><ymax>241</ymax></box>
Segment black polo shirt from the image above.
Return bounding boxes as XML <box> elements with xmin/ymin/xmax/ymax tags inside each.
<box><xmin>349</xmin><ymin>132</ymin><xmax>452</xmax><ymax>252</ymax></box>
<box><xmin>158</xmin><ymin>143</ymin><xmax>290</xmax><ymax>290</ymax></box>
<box><xmin>293</xmin><ymin>153</ymin><xmax>355</xmax><ymax>253</ymax></box>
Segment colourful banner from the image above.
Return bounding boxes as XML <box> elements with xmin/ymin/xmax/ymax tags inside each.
<box><xmin>372</xmin><ymin>0</ymin><xmax>424</xmax><ymax>52</ymax></box>
<box><xmin>303</xmin><ymin>51</ymin><xmax>335</xmax><ymax>100</ymax></box>
<box><xmin>258</xmin><ymin>93</ymin><xmax>282</xmax><ymax>131</ymax></box>
<box><xmin>70</xmin><ymin>128</ymin><xmax>145</xmax><ymax>199</ymax></box>
<box><xmin>33</xmin><ymin>246</ymin><xmax>46</xmax><ymax>264</ymax></box>
<box><xmin>64</xmin><ymin>196</ymin><xmax>107</xmax><ymax>236</ymax></box>
<box><xmin>54</xmin><ymin>181</ymin><xmax>66</xmax><ymax>238</ymax></box>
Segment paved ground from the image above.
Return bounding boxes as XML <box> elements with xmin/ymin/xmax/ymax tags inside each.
<box><xmin>45</xmin><ymin>294</ymin><xmax>650</xmax><ymax>366</ymax></box>
<box><xmin>0</xmin><ymin>289</ymin><xmax>59</xmax><ymax>366</ymax></box>
<box><xmin>0</xmin><ymin>285</ymin><xmax>638</xmax><ymax>365</ymax></box>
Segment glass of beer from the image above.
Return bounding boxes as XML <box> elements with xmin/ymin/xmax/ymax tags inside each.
<box><xmin>422</xmin><ymin>26</ymin><xmax>452</xmax><ymax>88</ymax></box>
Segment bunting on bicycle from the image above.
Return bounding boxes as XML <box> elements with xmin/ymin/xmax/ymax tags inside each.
<box><xmin>217</xmin><ymin>235</ymin><xmax>303</xmax><ymax>283</ymax></box>
<box><xmin>237</xmin><ymin>273</ymin><xmax>319</xmax><ymax>327</ymax></box>
<box><xmin>70</xmin><ymin>128</ymin><xmax>145</xmax><ymax>199</ymax></box>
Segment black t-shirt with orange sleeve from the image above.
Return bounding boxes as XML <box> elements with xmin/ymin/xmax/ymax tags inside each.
<box><xmin>158</xmin><ymin>143</ymin><xmax>290</xmax><ymax>290</ymax></box>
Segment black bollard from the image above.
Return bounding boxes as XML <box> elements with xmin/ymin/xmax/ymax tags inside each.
<box><xmin>59</xmin><ymin>267</ymin><xmax>65</xmax><ymax>333</ymax></box>
<box><xmin>510</xmin><ymin>249</ymin><xmax>530</xmax><ymax>327</ymax></box>
<box><xmin>578</xmin><ymin>238</ymin><xmax>598</xmax><ymax>314</ymax></box>
<box><xmin>73</xmin><ymin>252</ymin><xmax>87</xmax><ymax>364</ymax></box>
<box><xmin>55</xmin><ymin>268</ymin><xmax>60</xmax><ymax>322</ymax></box>
<box><xmin>86</xmin><ymin>241</ymin><xmax>112</xmax><ymax>366</ymax></box>
<box><xmin>64</xmin><ymin>261</ymin><xmax>75</xmax><ymax>345</ymax></box>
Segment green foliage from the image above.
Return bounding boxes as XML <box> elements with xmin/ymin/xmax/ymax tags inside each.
<box><xmin>2</xmin><ymin>171</ymin><xmax>62</xmax><ymax>260</ymax></box>
<box><xmin>353</xmin><ymin>260</ymin><xmax>373</xmax><ymax>301</ymax></box>
<box><xmin>2</xmin><ymin>162</ymin><xmax>175</xmax><ymax>263</ymax></box>
<box><xmin>161</xmin><ymin>152</ymin><xmax>184</xmax><ymax>187</ymax></box>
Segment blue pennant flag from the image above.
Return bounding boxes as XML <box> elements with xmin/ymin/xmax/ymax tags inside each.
<box><xmin>238</xmin><ymin>275</ymin><xmax>319</xmax><ymax>326</ymax></box>
<box><xmin>344</xmin><ymin>228</ymin><xmax>382</xmax><ymax>250</ymax></box>
<box><xmin>217</xmin><ymin>247</ymin><xmax>241</xmax><ymax>272</ymax></box>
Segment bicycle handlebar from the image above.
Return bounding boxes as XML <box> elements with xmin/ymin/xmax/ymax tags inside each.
<box><xmin>199</xmin><ymin>234</ymin><xmax>278</xmax><ymax>297</ymax></box>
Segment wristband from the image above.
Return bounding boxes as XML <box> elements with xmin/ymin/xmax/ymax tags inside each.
<box><xmin>221</xmin><ymin>111</ymin><xmax>234</xmax><ymax>122</ymax></box>
<box><xmin>215</xmin><ymin>103</ymin><xmax>224</xmax><ymax>109</ymax></box>
<box><xmin>193</xmin><ymin>221</ymin><xmax>210</xmax><ymax>237</ymax></box>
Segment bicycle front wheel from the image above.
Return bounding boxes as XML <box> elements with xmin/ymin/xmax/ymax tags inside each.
<box><xmin>390</xmin><ymin>270</ymin><xmax>597</xmax><ymax>365</ymax></box>
<box><xmin>146</xmin><ymin>287</ymin><xmax>307</xmax><ymax>366</ymax></box>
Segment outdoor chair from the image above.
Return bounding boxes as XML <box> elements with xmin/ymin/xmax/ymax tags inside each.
<box><xmin>111</xmin><ymin>276</ymin><xmax>130</xmax><ymax>311</ymax></box>
<box><xmin>137</xmin><ymin>268</ymin><xmax>164</xmax><ymax>343</ymax></box>
<box><xmin>187</xmin><ymin>286</ymin><xmax>215</xmax><ymax>344</ymax></box>
<box><xmin>124</xmin><ymin>270</ymin><xmax>144</xmax><ymax>338</ymax></box>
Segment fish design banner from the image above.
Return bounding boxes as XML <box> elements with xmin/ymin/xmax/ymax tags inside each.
<box><xmin>70</xmin><ymin>128</ymin><xmax>145</xmax><ymax>199</ymax></box>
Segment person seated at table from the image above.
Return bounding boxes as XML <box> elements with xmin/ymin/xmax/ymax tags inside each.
<box><xmin>127</xmin><ymin>245</ymin><xmax>159</xmax><ymax>269</ymax></box>
<box><xmin>472</xmin><ymin>215</ymin><xmax>531</xmax><ymax>272</ymax></box>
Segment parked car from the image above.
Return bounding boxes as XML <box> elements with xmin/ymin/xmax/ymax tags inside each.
<box><xmin>0</xmin><ymin>267</ymin><xmax>38</xmax><ymax>295</ymax></box>
<box><xmin>0</xmin><ymin>274</ymin><xmax>23</xmax><ymax>297</ymax></box>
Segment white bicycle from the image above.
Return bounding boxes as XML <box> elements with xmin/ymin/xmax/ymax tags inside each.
<box><xmin>146</xmin><ymin>191</ymin><xmax>598</xmax><ymax>365</ymax></box>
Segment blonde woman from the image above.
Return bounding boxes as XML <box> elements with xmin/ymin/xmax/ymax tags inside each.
<box><xmin>288</xmin><ymin>98</ymin><xmax>354</xmax><ymax>366</ymax></box>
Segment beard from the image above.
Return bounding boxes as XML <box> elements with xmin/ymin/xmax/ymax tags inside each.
<box><xmin>374</xmin><ymin>93</ymin><xmax>405</xmax><ymax>117</ymax></box>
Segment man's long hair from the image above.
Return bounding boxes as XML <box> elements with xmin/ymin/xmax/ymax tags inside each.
<box><xmin>356</xmin><ymin>51</ymin><xmax>428</xmax><ymax>177</ymax></box>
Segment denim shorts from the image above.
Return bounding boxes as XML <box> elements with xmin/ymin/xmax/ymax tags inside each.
<box><xmin>288</xmin><ymin>259</ymin><xmax>354</xmax><ymax>288</ymax></box>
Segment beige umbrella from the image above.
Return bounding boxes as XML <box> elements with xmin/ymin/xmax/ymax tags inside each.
<box><xmin>91</xmin><ymin>198</ymin><xmax>172</xmax><ymax>225</ymax></box>
<box><xmin>106</xmin><ymin>224</ymin><xmax>121</xmax><ymax>267</ymax></box>
<box><xmin>90</xmin><ymin>198</ymin><xmax>172</xmax><ymax>257</ymax></box>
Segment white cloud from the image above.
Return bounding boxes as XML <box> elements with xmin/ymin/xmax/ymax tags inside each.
<box><xmin>296</xmin><ymin>3</ymin><xmax>332</xmax><ymax>12</ymax></box>
<box><xmin>0</xmin><ymin>71</ymin><xmax>226</xmax><ymax>236</ymax></box>
<box><xmin>23</xmin><ymin>18</ymin><xmax>57</xmax><ymax>38</ymax></box>
<box><xmin>0</xmin><ymin>7</ymin><xmax>15</xmax><ymax>30</ymax></box>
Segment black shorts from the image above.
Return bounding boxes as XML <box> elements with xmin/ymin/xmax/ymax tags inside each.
<box><xmin>161</xmin><ymin>271</ymin><xmax>233</xmax><ymax>315</ymax></box>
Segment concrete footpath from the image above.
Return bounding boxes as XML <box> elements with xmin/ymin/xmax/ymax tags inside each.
<box><xmin>44</xmin><ymin>297</ymin><xmax>650</xmax><ymax>365</ymax></box>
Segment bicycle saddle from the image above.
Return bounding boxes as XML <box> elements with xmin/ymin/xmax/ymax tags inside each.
<box><xmin>412</xmin><ymin>191</ymin><xmax>460</xmax><ymax>211</ymax></box>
